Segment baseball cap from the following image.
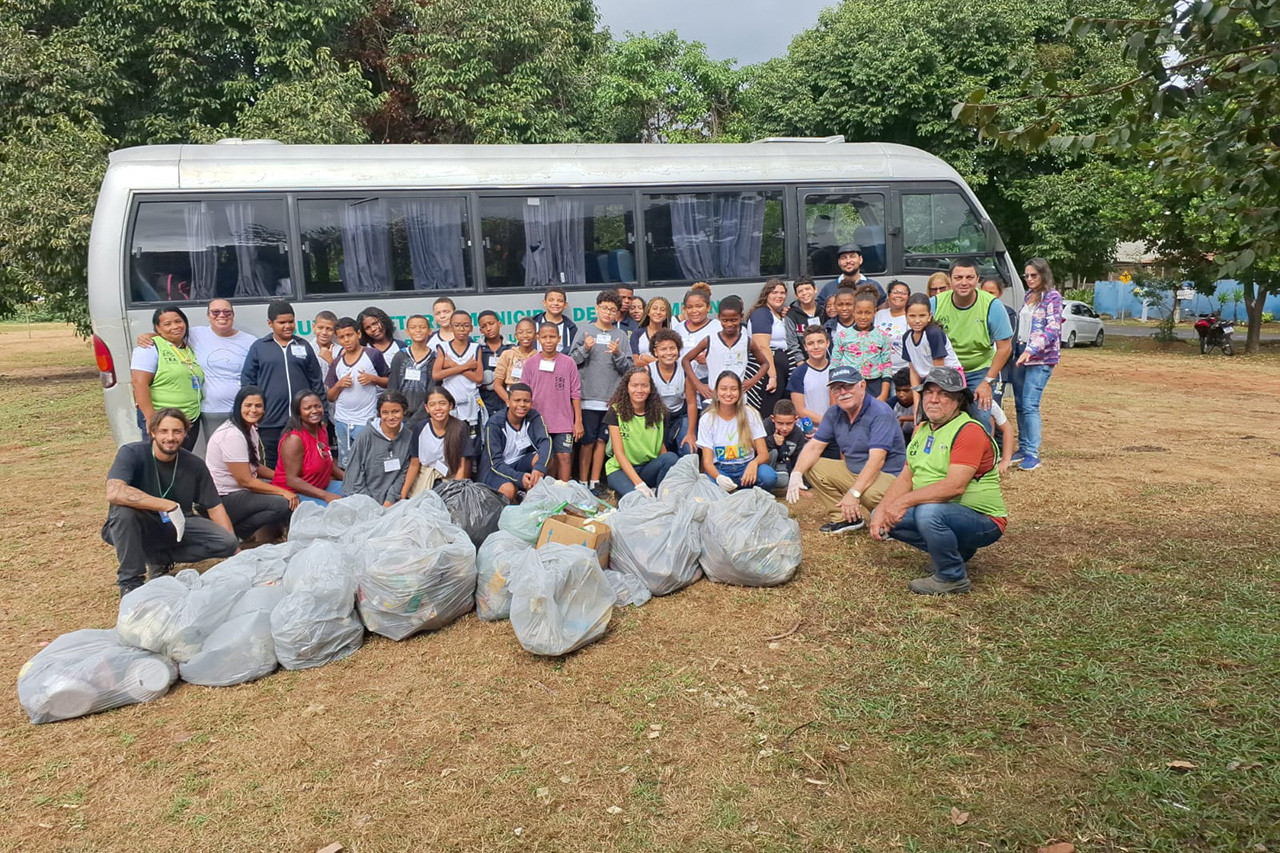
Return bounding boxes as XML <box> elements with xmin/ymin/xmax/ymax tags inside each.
<box><xmin>836</xmin><ymin>243</ymin><xmax>862</xmax><ymax>256</ymax></box>
<box><xmin>827</xmin><ymin>365</ymin><xmax>866</xmax><ymax>386</ymax></box>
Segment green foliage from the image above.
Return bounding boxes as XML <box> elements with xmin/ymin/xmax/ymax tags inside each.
<box><xmin>1262</xmin><ymin>312</ymin><xmax>1275</xmax><ymax>324</ymax></box>
<box><xmin>1064</xmin><ymin>288</ymin><xmax>1093</xmax><ymax>306</ymax></box>
<box><xmin>588</xmin><ymin>31</ymin><xmax>746</xmax><ymax>142</ymax></box>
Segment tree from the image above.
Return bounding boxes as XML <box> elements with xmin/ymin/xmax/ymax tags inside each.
<box><xmin>956</xmin><ymin>0</ymin><xmax>1280</xmax><ymax>352</ymax></box>
<box><xmin>587</xmin><ymin>31</ymin><xmax>746</xmax><ymax>143</ymax></box>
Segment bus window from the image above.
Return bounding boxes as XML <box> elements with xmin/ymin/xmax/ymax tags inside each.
<box><xmin>480</xmin><ymin>195</ymin><xmax>636</xmax><ymax>289</ymax></box>
<box><xmin>642</xmin><ymin>190</ymin><xmax>784</xmax><ymax>282</ymax></box>
<box><xmin>301</xmin><ymin>196</ymin><xmax>472</xmax><ymax>295</ymax></box>
<box><xmin>902</xmin><ymin>191</ymin><xmax>985</xmax><ymax>266</ymax></box>
<box><xmin>128</xmin><ymin>198</ymin><xmax>288</xmax><ymax>304</ymax></box>
<box><xmin>802</xmin><ymin>192</ymin><xmax>886</xmax><ymax>277</ymax></box>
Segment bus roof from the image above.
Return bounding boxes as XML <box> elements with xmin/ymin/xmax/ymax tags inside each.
<box><xmin>106</xmin><ymin>142</ymin><xmax>968</xmax><ymax>192</ymax></box>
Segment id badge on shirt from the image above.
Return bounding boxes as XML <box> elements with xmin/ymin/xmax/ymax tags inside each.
<box><xmin>597</xmin><ymin>333</ymin><xmax>610</xmax><ymax>345</ymax></box>
<box><xmin>290</xmin><ymin>344</ymin><xmax>307</xmax><ymax>358</ymax></box>
<box><xmin>510</xmin><ymin>362</ymin><xmax>524</xmax><ymax>381</ymax></box>
<box><xmin>923</xmin><ymin>435</ymin><xmax>934</xmax><ymax>454</ymax></box>
<box><xmin>383</xmin><ymin>457</ymin><xmax>402</xmax><ymax>472</ymax></box>
<box><xmin>404</xmin><ymin>367</ymin><xmax>422</xmax><ymax>382</ymax></box>
<box><xmin>538</xmin><ymin>359</ymin><xmax>556</xmax><ymax>372</ymax></box>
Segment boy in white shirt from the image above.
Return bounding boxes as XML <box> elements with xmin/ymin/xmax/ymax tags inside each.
<box><xmin>325</xmin><ymin>317</ymin><xmax>390</xmax><ymax>467</ymax></box>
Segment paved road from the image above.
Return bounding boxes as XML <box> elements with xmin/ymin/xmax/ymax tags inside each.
<box><xmin>1104</xmin><ymin>324</ymin><xmax>1280</xmax><ymax>342</ymax></box>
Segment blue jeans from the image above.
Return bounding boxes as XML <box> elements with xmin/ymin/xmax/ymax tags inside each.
<box><xmin>333</xmin><ymin>421</ymin><xmax>364</xmax><ymax>468</ymax></box>
<box><xmin>1011</xmin><ymin>364</ymin><xmax>1054</xmax><ymax>457</ymax></box>
<box><xmin>665</xmin><ymin>414</ymin><xmax>695</xmax><ymax>456</ymax></box>
<box><xmin>708</xmin><ymin>459</ymin><xmax>779</xmax><ymax>491</ymax></box>
<box><xmin>298</xmin><ymin>479</ymin><xmax>345</xmax><ymax>506</ymax></box>
<box><xmin>889</xmin><ymin>502</ymin><xmax>1003</xmax><ymax>582</ymax></box>
<box><xmin>964</xmin><ymin>370</ymin><xmax>994</xmax><ymax>435</ymax></box>
<box><xmin>607</xmin><ymin>452</ymin><xmax>679</xmax><ymax>495</ymax></box>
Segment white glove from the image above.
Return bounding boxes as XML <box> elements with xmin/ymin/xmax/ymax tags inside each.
<box><xmin>634</xmin><ymin>483</ymin><xmax>655</xmax><ymax>499</ymax></box>
<box><xmin>785</xmin><ymin>478</ymin><xmax>802</xmax><ymax>504</ymax></box>
<box><xmin>162</xmin><ymin>504</ymin><xmax>186</xmax><ymax>543</ymax></box>
<box><xmin>716</xmin><ymin>475</ymin><xmax>736</xmax><ymax>493</ymax></box>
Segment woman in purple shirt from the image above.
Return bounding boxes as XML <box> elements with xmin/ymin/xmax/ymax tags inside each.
<box><xmin>1011</xmin><ymin>257</ymin><xmax>1063</xmax><ymax>471</ymax></box>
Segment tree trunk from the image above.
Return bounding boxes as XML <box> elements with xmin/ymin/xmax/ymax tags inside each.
<box><xmin>1243</xmin><ymin>282</ymin><xmax>1268</xmax><ymax>354</ymax></box>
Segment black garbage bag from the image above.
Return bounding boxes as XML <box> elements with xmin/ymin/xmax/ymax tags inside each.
<box><xmin>433</xmin><ymin>480</ymin><xmax>508</xmax><ymax>548</ymax></box>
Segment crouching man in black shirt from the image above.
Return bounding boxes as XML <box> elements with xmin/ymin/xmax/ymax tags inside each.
<box><xmin>103</xmin><ymin>408</ymin><xmax>239</xmax><ymax>595</ymax></box>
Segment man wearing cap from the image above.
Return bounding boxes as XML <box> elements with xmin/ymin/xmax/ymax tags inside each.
<box><xmin>869</xmin><ymin>367</ymin><xmax>1008</xmax><ymax>595</ymax></box>
<box><xmin>816</xmin><ymin>244</ymin><xmax>885</xmax><ymax>310</ymax></box>
<box><xmin>931</xmin><ymin>259</ymin><xmax>1013</xmax><ymax>435</ymax></box>
<box><xmin>784</xmin><ymin>366</ymin><xmax>906</xmax><ymax>533</ymax></box>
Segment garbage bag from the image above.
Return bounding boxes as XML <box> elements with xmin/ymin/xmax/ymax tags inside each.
<box><xmin>434</xmin><ymin>480</ymin><xmax>508</xmax><ymax>548</ymax></box>
<box><xmin>616</xmin><ymin>489</ymin><xmax>654</xmax><ymax>512</ymax></box>
<box><xmin>283</xmin><ymin>541</ymin><xmax>357</xmax><ymax>602</ymax></box>
<box><xmin>497</xmin><ymin>500</ymin><xmax>560</xmax><ymax>544</ymax></box>
<box><xmin>270</xmin><ymin>592</ymin><xmax>363</xmax><ymax>671</ymax></box>
<box><xmin>116</xmin><ymin>575</ymin><xmax>250</xmax><ymax>662</ymax></box>
<box><xmin>608</xmin><ymin>499</ymin><xmax>704</xmax><ymax>595</ymax></box>
<box><xmin>382</xmin><ymin>489</ymin><xmax>451</xmax><ymax>525</ymax></box>
<box><xmin>355</xmin><ymin>513</ymin><xmax>476</xmax><ymax>640</ymax></box>
<box><xmin>289</xmin><ymin>494</ymin><xmax>384</xmax><ymax>544</ymax></box>
<box><xmin>603</xmin><ymin>569</ymin><xmax>652</xmax><ymax>607</ymax></box>
<box><xmin>287</xmin><ymin>501</ymin><xmax>328</xmax><ymax>544</ymax></box>
<box><xmin>228</xmin><ymin>584</ymin><xmax>286</xmax><ymax>617</ymax></box>
<box><xmin>657</xmin><ymin>454</ymin><xmax>726</xmax><ymax>506</ymax></box>
<box><xmin>200</xmin><ymin>541</ymin><xmax>296</xmax><ymax>589</ymax></box>
<box><xmin>509</xmin><ymin>544</ymin><xmax>613</xmax><ymax>656</ymax></box>
<box><xmin>524</xmin><ymin>478</ymin><xmax>606</xmax><ymax>515</ymax></box>
<box><xmin>475</xmin><ymin>531</ymin><xmax>533</xmax><ymax>621</ymax></box>
<box><xmin>700</xmin><ymin>489</ymin><xmax>802</xmax><ymax>587</ymax></box>
<box><xmin>18</xmin><ymin>629</ymin><xmax>177</xmax><ymax>724</ymax></box>
<box><xmin>179</xmin><ymin>611</ymin><xmax>276</xmax><ymax>687</ymax></box>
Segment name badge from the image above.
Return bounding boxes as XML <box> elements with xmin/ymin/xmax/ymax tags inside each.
<box><xmin>510</xmin><ymin>363</ymin><xmax>524</xmax><ymax>381</ymax></box>
<box><xmin>290</xmin><ymin>344</ymin><xmax>306</xmax><ymax>358</ymax></box>
<box><xmin>383</xmin><ymin>457</ymin><xmax>402</xmax><ymax>472</ymax></box>
<box><xmin>807</xmin><ymin>316</ymin><xmax>821</xmax><ymax>326</ymax></box>
<box><xmin>597</xmin><ymin>333</ymin><xmax>610</xmax><ymax>344</ymax></box>
<box><xmin>923</xmin><ymin>435</ymin><xmax>934</xmax><ymax>454</ymax></box>
<box><xmin>404</xmin><ymin>368</ymin><xmax>422</xmax><ymax>382</ymax></box>
<box><xmin>538</xmin><ymin>359</ymin><xmax>556</xmax><ymax>372</ymax></box>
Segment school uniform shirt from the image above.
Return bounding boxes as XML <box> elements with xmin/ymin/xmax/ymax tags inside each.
<box><xmin>437</xmin><ymin>339</ymin><xmax>482</xmax><ymax>424</ymax></box>
<box><xmin>388</xmin><ymin>346</ymin><xmax>437</xmax><ymax>419</ymax></box>
<box><xmin>649</xmin><ymin>361</ymin><xmax>687</xmax><ymax>414</ymax></box>
<box><xmin>370</xmin><ymin>339</ymin><xmax>408</xmax><ymax>360</ymax></box>
<box><xmin>521</xmin><ymin>353</ymin><xmax>582</xmax><ymax>434</ymax></box>
<box><xmin>240</xmin><ymin>335</ymin><xmax>325</xmax><ymax>430</ymax></box>
<box><xmin>696</xmin><ymin>407</ymin><xmax>766</xmax><ymax>466</ymax></box>
<box><xmin>188</xmin><ymin>327</ymin><xmax>256</xmax><ymax>415</ymax></box>
<box><xmin>873</xmin><ymin>309</ymin><xmax>910</xmax><ymax>372</ymax></box>
<box><xmin>343</xmin><ymin>418</ymin><xmax>414</xmax><ymax>504</ymax></box>
<box><xmin>671</xmin><ymin>317</ymin><xmax>721</xmax><ymax>381</ymax></box>
<box><xmin>786</xmin><ymin>360</ymin><xmax>831</xmax><ymax>418</ymax></box>
<box><xmin>481</xmin><ymin>410</ymin><xmax>552</xmax><ymax>484</ymax></box>
<box><xmin>901</xmin><ymin>325</ymin><xmax>963</xmax><ymax>378</ymax></box>
<box><xmin>325</xmin><ymin>347</ymin><xmax>390</xmax><ymax>426</ymax></box>
<box><xmin>748</xmin><ymin>306</ymin><xmax>789</xmax><ymax>353</ymax></box>
<box><xmin>705</xmin><ymin>330</ymin><xmax>751</xmax><ymax>384</ymax></box>
<box><xmin>411</xmin><ymin>419</ymin><xmax>475</xmax><ymax>477</ymax></box>
<box><xmin>479</xmin><ymin>341</ymin><xmax>512</xmax><ymax>411</ymax></box>
<box><xmin>530</xmin><ymin>312</ymin><xmax>578</xmax><ymax>354</ymax></box>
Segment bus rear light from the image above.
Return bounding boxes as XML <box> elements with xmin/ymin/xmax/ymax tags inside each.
<box><xmin>92</xmin><ymin>334</ymin><xmax>117</xmax><ymax>388</ymax></box>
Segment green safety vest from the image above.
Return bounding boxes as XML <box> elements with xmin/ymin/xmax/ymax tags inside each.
<box><xmin>906</xmin><ymin>412</ymin><xmax>1008</xmax><ymax>518</ymax></box>
<box><xmin>151</xmin><ymin>337</ymin><xmax>204</xmax><ymax>420</ymax></box>
<box><xmin>933</xmin><ymin>289</ymin><xmax>997</xmax><ymax>372</ymax></box>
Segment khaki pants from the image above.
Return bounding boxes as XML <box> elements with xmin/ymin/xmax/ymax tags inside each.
<box><xmin>405</xmin><ymin>466</ymin><xmax>441</xmax><ymax>498</ymax></box>
<box><xmin>806</xmin><ymin>458</ymin><xmax>897</xmax><ymax>523</ymax></box>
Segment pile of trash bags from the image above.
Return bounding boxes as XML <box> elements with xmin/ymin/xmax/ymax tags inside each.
<box><xmin>18</xmin><ymin>467</ymin><xmax>803</xmax><ymax>724</ymax></box>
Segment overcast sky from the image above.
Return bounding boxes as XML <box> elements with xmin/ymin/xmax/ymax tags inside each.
<box><xmin>594</xmin><ymin>0</ymin><xmax>834</xmax><ymax>66</ymax></box>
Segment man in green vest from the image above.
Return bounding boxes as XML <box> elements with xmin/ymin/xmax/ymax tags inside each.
<box><xmin>869</xmin><ymin>367</ymin><xmax>1008</xmax><ymax>595</ymax></box>
<box><xmin>930</xmin><ymin>260</ymin><xmax>1013</xmax><ymax>434</ymax></box>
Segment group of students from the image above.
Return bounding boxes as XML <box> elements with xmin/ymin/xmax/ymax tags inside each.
<box><xmin>110</xmin><ymin>249</ymin><xmax>1065</xmax><ymax>596</ymax></box>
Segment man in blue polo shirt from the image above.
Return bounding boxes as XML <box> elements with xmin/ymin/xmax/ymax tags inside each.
<box><xmin>816</xmin><ymin>243</ymin><xmax>885</xmax><ymax>310</ymax></box>
<box><xmin>784</xmin><ymin>365</ymin><xmax>907</xmax><ymax>533</ymax></box>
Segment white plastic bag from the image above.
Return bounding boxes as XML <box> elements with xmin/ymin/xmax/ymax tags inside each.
<box><xmin>270</xmin><ymin>591</ymin><xmax>364</xmax><ymax>670</ymax></box>
<box><xmin>286</xmin><ymin>501</ymin><xmax>328</xmax><ymax>544</ymax></box>
<box><xmin>658</xmin><ymin>454</ymin><xmax>726</xmax><ymax>506</ymax></box>
<box><xmin>700</xmin><ymin>489</ymin><xmax>802</xmax><ymax>587</ymax></box>
<box><xmin>475</xmin><ymin>531</ymin><xmax>533</xmax><ymax>621</ymax></box>
<box><xmin>603</xmin><ymin>569</ymin><xmax>652</xmax><ymax>607</ymax></box>
<box><xmin>509</xmin><ymin>544</ymin><xmax>613</xmax><ymax>656</ymax></box>
<box><xmin>116</xmin><ymin>575</ymin><xmax>250</xmax><ymax>662</ymax></box>
<box><xmin>524</xmin><ymin>478</ymin><xmax>606</xmax><ymax>515</ymax></box>
<box><xmin>289</xmin><ymin>493</ymin><xmax>385</xmax><ymax>545</ymax></box>
<box><xmin>608</xmin><ymin>499</ymin><xmax>704</xmax><ymax>595</ymax></box>
<box><xmin>283</xmin><ymin>540</ymin><xmax>357</xmax><ymax>601</ymax></box>
<box><xmin>18</xmin><ymin>629</ymin><xmax>177</xmax><ymax>724</ymax></box>
<box><xmin>199</xmin><ymin>541</ymin><xmax>296</xmax><ymax>588</ymax></box>
<box><xmin>179</xmin><ymin>611</ymin><xmax>276</xmax><ymax>687</ymax></box>
<box><xmin>355</xmin><ymin>513</ymin><xmax>476</xmax><ymax>640</ymax></box>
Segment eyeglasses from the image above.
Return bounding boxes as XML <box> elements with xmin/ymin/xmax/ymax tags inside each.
<box><xmin>208</xmin><ymin>309</ymin><xmax>234</xmax><ymax>317</ymax></box>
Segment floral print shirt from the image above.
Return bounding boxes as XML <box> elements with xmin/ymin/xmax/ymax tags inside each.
<box><xmin>829</xmin><ymin>322</ymin><xmax>895</xmax><ymax>379</ymax></box>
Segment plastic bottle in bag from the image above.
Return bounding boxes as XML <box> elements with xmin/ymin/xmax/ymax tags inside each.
<box><xmin>608</xmin><ymin>499</ymin><xmax>705</xmax><ymax>595</ymax></box>
<box><xmin>116</xmin><ymin>574</ymin><xmax>250</xmax><ymax>662</ymax></box>
<box><xmin>509</xmin><ymin>544</ymin><xmax>613</xmax><ymax>656</ymax></box>
<box><xmin>700</xmin><ymin>489</ymin><xmax>802</xmax><ymax>587</ymax></box>
<box><xmin>475</xmin><ymin>530</ymin><xmax>533</xmax><ymax>621</ymax></box>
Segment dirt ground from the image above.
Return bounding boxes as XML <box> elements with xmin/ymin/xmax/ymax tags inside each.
<box><xmin>1</xmin><ymin>325</ymin><xmax>1276</xmax><ymax>853</ymax></box>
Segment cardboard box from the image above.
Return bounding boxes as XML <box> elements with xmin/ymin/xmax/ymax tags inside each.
<box><xmin>536</xmin><ymin>513</ymin><xmax>611</xmax><ymax>569</ymax></box>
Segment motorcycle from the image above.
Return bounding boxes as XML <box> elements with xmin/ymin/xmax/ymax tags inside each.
<box><xmin>1194</xmin><ymin>313</ymin><xmax>1234</xmax><ymax>355</ymax></box>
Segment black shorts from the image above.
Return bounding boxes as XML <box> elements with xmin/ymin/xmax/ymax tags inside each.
<box><xmin>549</xmin><ymin>433</ymin><xmax>574</xmax><ymax>455</ymax></box>
<box><xmin>581</xmin><ymin>409</ymin><xmax>610</xmax><ymax>443</ymax></box>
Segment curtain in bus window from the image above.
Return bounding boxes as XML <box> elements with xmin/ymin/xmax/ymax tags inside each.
<box><xmin>340</xmin><ymin>199</ymin><xmax>392</xmax><ymax>292</ymax></box>
<box><xmin>225</xmin><ymin>202</ymin><xmax>274</xmax><ymax>298</ymax></box>
<box><xmin>671</xmin><ymin>196</ymin><xmax>717</xmax><ymax>280</ymax></box>
<box><xmin>184</xmin><ymin>203</ymin><xmax>217</xmax><ymax>300</ymax></box>
<box><xmin>523</xmin><ymin>198</ymin><xmax>586</xmax><ymax>287</ymax></box>
<box><xmin>713</xmin><ymin>193</ymin><xmax>766</xmax><ymax>279</ymax></box>
<box><xmin>403</xmin><ymin>199</ymin><xmax>465</xmax><ymax>290</ymax></box>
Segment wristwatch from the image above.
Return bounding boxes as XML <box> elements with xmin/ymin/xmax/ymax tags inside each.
<box><xmin>849</xmin><ymin>488</ymin><xmax>862</xmax><ymax>500</ymax></box>
<box><xmin>984</xmin><ymin>376</ymin><xmax>997</xmax><ymax>385</ymax></box>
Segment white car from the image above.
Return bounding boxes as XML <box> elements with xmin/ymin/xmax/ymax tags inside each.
<box><xmin>1061</xmin><ymin>299</ymin><xmax>1105</xmax><ymax>348</ymax></box>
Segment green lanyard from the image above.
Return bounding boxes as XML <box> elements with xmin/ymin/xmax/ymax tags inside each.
<box><xmin>152</xmin><ymin>450</ymin><xmax>179</xmax><ymax>500</ymax></box>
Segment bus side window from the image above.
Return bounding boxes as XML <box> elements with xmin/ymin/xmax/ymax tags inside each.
<box><xmin>802</xmin><ymin>191</ymin><xmax>886</xmax><ymax>279</ymax></box>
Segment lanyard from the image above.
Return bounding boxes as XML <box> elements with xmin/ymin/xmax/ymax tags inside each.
<box><xmin>152</xmin><ymin>450</ymin><xmax>179</xmax><ymax>499</ymax></box>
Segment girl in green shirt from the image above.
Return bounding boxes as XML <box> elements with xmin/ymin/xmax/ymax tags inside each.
<box><xmin>604</xmin><ymin>368</ymin><xmax>679</xmax><ymax>497</ymax></box>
